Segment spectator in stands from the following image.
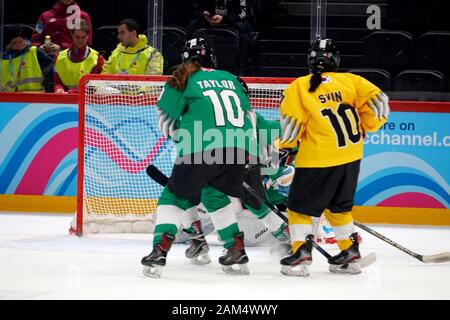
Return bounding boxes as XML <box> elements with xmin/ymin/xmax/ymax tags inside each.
<box><xmin>188</xmin><ymin>0</ymin><xmax>254</xmax><ymax>38</ymax></box>
<box><xmin>53</xmin><ymin>19</ymin><xmax>105</xmax><ymax>94</ymax></box>
<box><xmin>1</xmin><ymin>25</ymin><xmax>53</xmax><ymax>93</ymax></box>
<box><xmin>188</xmin><ymin>1</ymin><xmax>257</xmax><ymax>75</ymax></box>
<box><xmin>31</xmin><ymin>0</ymin><xmax>93</xmax><ymax>56</ymax></box>
<box><xmin>101</xmin><ymin>19</ymin><xmax>164</xmax><ymax>75</ymax></box>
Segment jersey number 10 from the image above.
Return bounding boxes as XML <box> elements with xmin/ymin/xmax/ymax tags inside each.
<box><xmin>321</xmin><ymin>104</ymin><xmax>361</xmax><ymax>148</ymax></box>
<box><xmin>203</xmin><ymin>89</ymin><xmax>244</xmax><ymax>128</ymax></box>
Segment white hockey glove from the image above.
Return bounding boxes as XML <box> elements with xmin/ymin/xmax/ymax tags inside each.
<box><xmin>368</xmin><ymin>92</ymin><xmax>390</xmax><ymax>120</ymax></box>
<box><xmin>157</xmin><ymin>109</ymin><xmax>176</xmax><ymax>139</ymax></box>
<box><xmin>280</xmin><ymin>114</ymin><xmax>302</xmax><ymax>144</ymax></box>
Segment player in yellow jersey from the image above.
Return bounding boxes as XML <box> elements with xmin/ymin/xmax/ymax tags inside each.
<box><xmin>278</xmin><ymin>38</ymin><xmax>390</xmax><ymax>276</ymax></box>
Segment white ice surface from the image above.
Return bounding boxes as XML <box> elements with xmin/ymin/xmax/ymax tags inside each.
<box><xmin>0</xmin><ymin>212</ymin><xmax>449</xmax><ymax>300</ymax></box>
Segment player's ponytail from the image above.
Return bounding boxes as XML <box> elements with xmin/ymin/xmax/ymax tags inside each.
<box><xmin>168</xmin><ymin>60</ymin><xmax>201</xmax><ymax>90</ymax></box>
<box><xmin>309</xmin><ymin>72</ymin><xmax>323</xmax><ymax>92</ymax></box>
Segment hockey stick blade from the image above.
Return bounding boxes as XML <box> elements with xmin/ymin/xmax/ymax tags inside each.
<box><xmin>359</xmin><ymin>252</ymin><xmax>377</xmax><ymax>268</ymax></box>
<box><xmin>354</xmin><ymin>221</ymin><xmax>450</xmax><ymax>264</ymax></box>
<box><xmin>146</xmin><ymin>164</ymin><xmax>168</xmax><ymax>186</ymax></box>
<box><xmin>420</xmin><ymin>252</ymin><xmax>450</xmax><ymax>263</ymax></box>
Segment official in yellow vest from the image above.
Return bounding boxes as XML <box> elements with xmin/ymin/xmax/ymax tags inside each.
<box><xmin>1</xmin><ymin>25</ymin><xmax>53</xmax><ymax>92</ymax></box>
<box><xmin>101</xmin><ymin>19</ymin><xmax>164</xmax><ymax>75</ymax></box>
<box><xmin>53</xmin><ymin>19</ymin><xmax>105</xmax><ymax>93</ymax></box>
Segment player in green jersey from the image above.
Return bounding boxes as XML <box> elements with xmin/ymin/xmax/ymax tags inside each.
<box><xmin>141</xmin><ymin>38</ymin><xmax>257</xmax><ymax>277</ymax></box>
<box><xmin>175</xmin><ymin>111</ymin><xmax>294</xmax><ymax>255</ymax></box>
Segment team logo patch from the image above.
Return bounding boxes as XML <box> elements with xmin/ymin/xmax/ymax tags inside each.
<box><xmin>322</xmin><ymin>75</ymin><xmax>332</xmax><ymax>83</ymax></box>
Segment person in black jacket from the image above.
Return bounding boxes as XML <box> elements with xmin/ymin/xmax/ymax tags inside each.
<box><xmin>187</xmin><ymin>1</ymin><xmax>256</xmax><ymax>75</ymax></box>
<box><xmin>188</xmin><ymin>0</ymin><xmax>254</xmax><ymax>38</ymax></box>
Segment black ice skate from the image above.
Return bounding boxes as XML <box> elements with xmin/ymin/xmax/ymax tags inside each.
<box><xmin>328</xmin><ymin>232</ymin><xmax>362</xmax><ymax>274</ymax></box>
<box><xmin>183</xmin><ymin>220</ymin><xmax>211</xmax><ymax>265</ymax></box>
<box><xmin>280</xmin><ymin>234</ymin><xmax>313</xmax><ymax>277</ymax></box>
<box><xmin>141</xmin><ymin>233</ymin><xmax>175</xmax><ymax>278</ymax></box>
<box><xmin>219</xmin><ymin>231</ymin><xmax>250</xmax><ymax>275</ymax></box>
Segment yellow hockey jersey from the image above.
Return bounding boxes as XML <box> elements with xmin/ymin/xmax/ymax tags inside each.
<box><xmin>280</xmin><ymin>72</ymin><xmax>387</xmax><ymax>168</ymax></box>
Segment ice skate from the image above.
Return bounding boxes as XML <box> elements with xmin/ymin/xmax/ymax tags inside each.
<box><xmin>328</xmin><ymin>232</ymin><xmax>362</xmax><ymax>274</ymax></box>
<box><xmin>183</xmin><ymin>220</ymin><xmax>211</xmax><ymax>265</ymax></box>
<box><xmin>219</xmin><ymin>231</ymin><xmax>250</xmax><ymax>275</ymax></box>
<box><xmin>141</xmin><ymin>233</ymin><xmax>175</xmax><ymax>278</ymax></box>
<box><xmin>280</xmin><ymin>235</ymin><xmax>313</xmax><ymax>277</ymax></box>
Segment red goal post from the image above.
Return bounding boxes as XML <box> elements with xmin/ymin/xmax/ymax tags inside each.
<box><xmin>74</xmin><ymin>74</ymin><xmax>293</xmax><ymax>236</ymax></box>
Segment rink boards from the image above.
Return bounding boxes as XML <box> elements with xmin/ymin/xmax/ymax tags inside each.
<box><xmin>0</xmin><ymin>92</ymin><xmax>449</xmax><ymax>225</ymax></box>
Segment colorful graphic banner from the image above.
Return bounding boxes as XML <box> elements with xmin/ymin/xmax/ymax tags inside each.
<box><xmin>359</xmin><ymin>112</ymin><xmax>450</xmax><ymax>208</ymax></box>
<box><xmin>0</xmin><ymin>100</ymin><xmax>449</xmax><ymax>209</ymax></box>
<box><xmin>0</xmin><ymin>102</ymin><xmax>79</xmax><ymax>196</ymax></box>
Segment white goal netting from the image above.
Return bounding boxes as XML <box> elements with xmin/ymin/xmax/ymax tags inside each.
<box><xmin>75</xmin><ymin>75</ymin><xmax>290</xmax><ymax>235</ymax></box>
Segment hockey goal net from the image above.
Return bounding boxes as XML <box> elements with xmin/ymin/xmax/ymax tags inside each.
<box><xmin>73</xmin><ymin>74</ymin><xmax>292</xmax><ymax>236</ymax></box>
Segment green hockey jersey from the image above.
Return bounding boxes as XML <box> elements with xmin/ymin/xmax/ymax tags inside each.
<box><xmin>157</xmin><ymin>68</ymin><xmax>257</xmax><ymax>157</ymax></box>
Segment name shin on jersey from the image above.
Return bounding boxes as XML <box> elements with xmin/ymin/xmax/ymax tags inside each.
<box><xmin>318</xmin><ymin>91</ymin><xmax>343</xmax><ymax>103</ymax></box>
<box><xmin>196</xmin><ymin>79</ymin><xmax>236</xmax><ymax>90</ymax></box>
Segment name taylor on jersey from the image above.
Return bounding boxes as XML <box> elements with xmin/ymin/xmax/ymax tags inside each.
<box><xmin>196</xmin><ymin>79</ymin><xmax>237</xmax><ymax>90</ymax></box>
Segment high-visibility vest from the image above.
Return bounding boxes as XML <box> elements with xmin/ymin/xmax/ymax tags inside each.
<box><xmin>54</xmin><ymin>47</ymin><xmax>99</xmax><ymax>90</ymax></box>
<box><xmin>1</xmin><ymin>46</ymin><xmax>44</xmax><ymax>92</ymax></box>
<box><xmin>102</xmin><ymin>35</ymin><xmax>163</xmax><ymax>75</ymax></box>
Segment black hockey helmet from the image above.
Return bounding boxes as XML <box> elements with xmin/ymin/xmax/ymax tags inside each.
<box><xmin>307</xmin><ymin>38</ymin><xmax>340</xmax><ymax>73</ymax></box>
<box><xmin>236</xmin><ymin>76</ymin><xmax>249</xmax><ymax>96</ymax></box>
<box><xmin>181</xmin><ymin>37</ymin><xmax>217</xmax><ymax>68</ymax></box>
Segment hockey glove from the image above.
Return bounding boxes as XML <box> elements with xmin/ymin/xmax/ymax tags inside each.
<box><xmin>368</xmin><ymin>92</ymin><xmax>390</xmax><ymax>120</ymax></box>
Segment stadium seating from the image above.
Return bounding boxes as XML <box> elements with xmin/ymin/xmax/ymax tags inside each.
<box><xmin>2</xmin><ymin>24</ymin><xmax>35</xmax><ymax>45</ymax></box>
<box><xmin>416</xmin><ymin>31</ymin><xmax>450</xmax><ymax>75</ymax></box>
<box><xmin>193</xmin><ymin>28</ymin><xmax>240</xmax><ymax>74</ymax></box>
<box><xmin>146</xmin><ymin>26</ymin><xmax>187</xmax><ymax>74</ymax></box>
<box><xmin>349</xmin><ymin>68</ymin><xmax>391</xmax><ymax>92</ymax></box>
<box><xmin>93</xmin><ymin>25</ymin><xmax>118</xmax><ymax>59</ymax></box>
<box><xmin>248</xmin><ymin>66</ymin><xmax>309</xmax><ymax>78</ymax></box>
<box><xmin>393</xmin><ymin>70</ymin><xmax>445</xmax><ymax>92</ymax></box>
<box><xmin>364</xmin><ymin>30</ymin><xmax>414</xmax><ymax>74</ymax></box>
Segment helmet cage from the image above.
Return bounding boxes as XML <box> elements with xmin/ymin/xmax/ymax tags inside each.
<box><xmin>307</xmin><ymin>38</ymin><xmax>340</xmax><ymax>73</ymax></box>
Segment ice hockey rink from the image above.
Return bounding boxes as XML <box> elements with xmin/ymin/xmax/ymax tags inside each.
<box><xmin>0</xmin><ymin>211</ymin><xmax>449</xmax><ymax>300</ymax></box>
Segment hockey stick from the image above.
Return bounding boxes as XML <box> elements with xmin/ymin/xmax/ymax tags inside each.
<box><xmin>353</xmin><ymin>221</ymin><xmax>450</xmax><ymax>263</ymax></box>
<box><xmin>146</xmin><ymin>164</ymin><xmax>169</xmax><ymax>186</ymax></box>
<box><xmin>147</xmin><ymin>164</ymin><xmax>333</xmax><ymax>258</ymax></box>
<box><xmin>242</xmin><ymin>181</ymin><xmax>333</xmax><ymax>259</ymax></box>
<box><xmin>147</xmin><ymin>164</ymin><xmax>377</xmax><ymax>267</ymax></box>
<box><xmin>241</xmin><ymin>181</ymin><xmax>377</xmax><ymax>268</ymax></box>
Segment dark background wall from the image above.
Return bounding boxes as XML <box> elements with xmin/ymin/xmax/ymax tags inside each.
<box><xmin>4</xmin><ymin>1</ymin><xmax>449</xmax><ymax>37</ymax></box>
<box><xmin>4</xmin><ymin>0</ymin><xmax>193</xmax><ymax>30</ymax></box>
